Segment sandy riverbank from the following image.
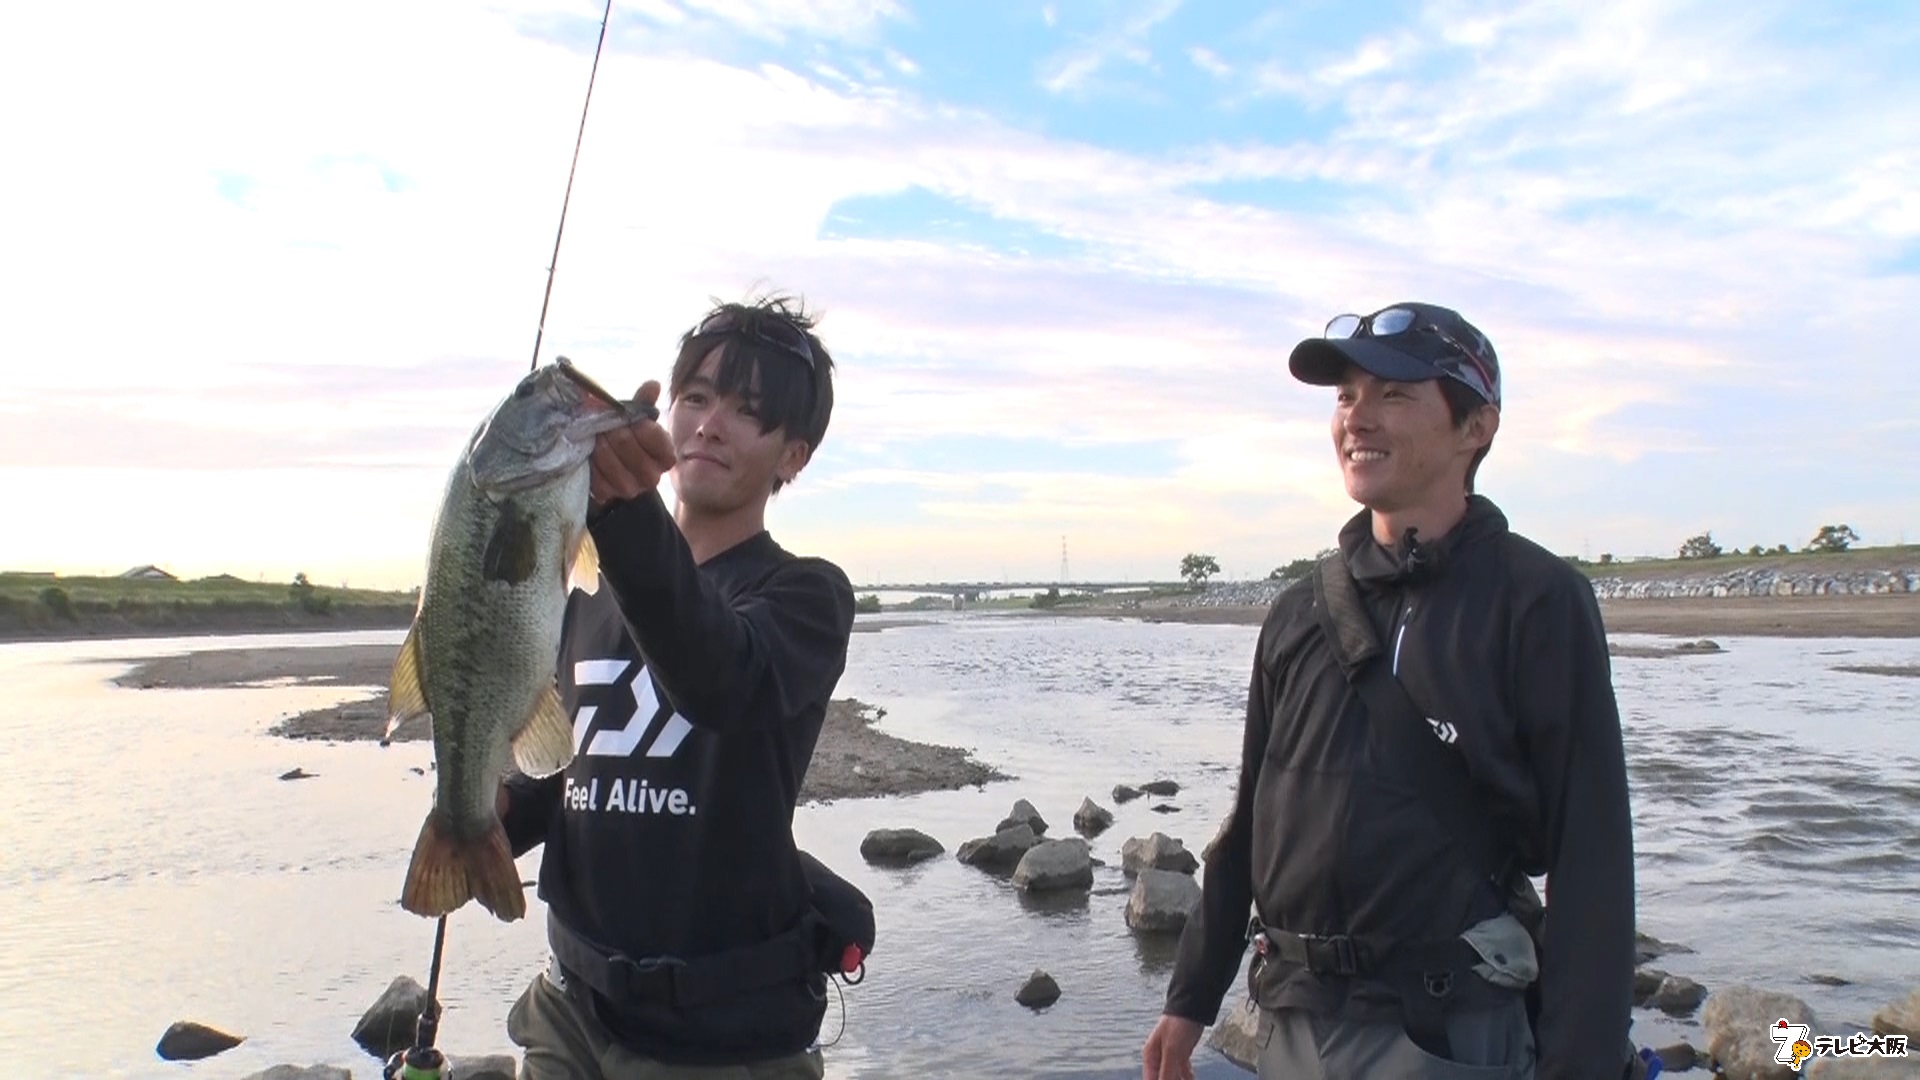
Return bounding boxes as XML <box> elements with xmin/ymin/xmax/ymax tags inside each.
<box><xmin>1050</xmin><ymin>593</ymin><xmax>1920</xmax><ymax>638</ymax></box>
<box><xmin>113</xmin><ymin>631</ymin><xmax>1004</xmax><ymax>804</ymax></box>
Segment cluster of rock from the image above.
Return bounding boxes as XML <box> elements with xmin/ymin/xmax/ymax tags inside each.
<box><xmin>152</xmin><ymin>976</ymin><xmax>517</xmax><ymax>1078</ymax></box>
<box><xmin>1168</xmin><ymin>565</ymin><xmax>1920</xmax><ymax>608</ymax></box>
<box><xmin>1173</xmin><ymin>581</ymin><xmax>1288</xmax><ymax>608</ymax></box>
<box><xmin>861</xmin><ymin>785</ymin><xmax>1207</xmax><ymax>1010</ymax></box>
<box><xmin>1587</xmin><ymin>567</ymin><xmax>1920</xmax><ymax>600</ymax></box>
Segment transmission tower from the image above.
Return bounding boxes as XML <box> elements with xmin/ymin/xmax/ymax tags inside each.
<box><xmin>1059</xmin><ymin>536</ymin><xmax>1069</xmax><ymax>584</ymax></box>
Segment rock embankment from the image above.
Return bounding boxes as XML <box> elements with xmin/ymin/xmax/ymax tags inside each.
<box><xmin>1166</xmin><ymin>564</ymin><xmax>1920</xmax><ymax>610</ymax></box>
<box><xmin>1588</xmin><ymin>567</ymin><xmax>1920</xmax><ymax>600</ymax></box>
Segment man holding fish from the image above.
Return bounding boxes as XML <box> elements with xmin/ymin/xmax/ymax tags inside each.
<box><xmin>392</xmin><ymin>294</ymin><xmax>857</xmax><ymax>1079</ymax></box>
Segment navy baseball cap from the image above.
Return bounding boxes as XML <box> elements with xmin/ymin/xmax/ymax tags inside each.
<box><xmin>1288</xmin><ymin>302</ymin><xmax>1501</xmax><ymax>407</ymax></box>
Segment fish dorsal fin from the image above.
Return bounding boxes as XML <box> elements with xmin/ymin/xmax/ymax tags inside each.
<box><xmin>512</xmin><ymin>681</ymin><xmax>576</xmax><ymax>778</ymax></box>
<box><xmin>383</xmin><ymin>623</ymin><xmax>431</xmax><ymax>745</ymax></box>
<box><xmin>565</xmin><ymin>526</ymin><xmax>601</xmax><ymax>596</ymax></box>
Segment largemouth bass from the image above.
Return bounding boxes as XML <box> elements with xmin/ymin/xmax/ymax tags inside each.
<box><xmin>389</xmin><ymin>358</ymin><xmax>646</xmax><ymax>922</ymax></box>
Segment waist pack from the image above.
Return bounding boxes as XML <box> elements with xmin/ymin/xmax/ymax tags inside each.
<box><xmin>550</xmin><ymin>849</ymin><xmax>874</xmax><ymax>1011</ymax></box>
<box><xmin>801</xmin><ymin>850</ymin><xmax>874</xmax><ymax>981</ymax></box>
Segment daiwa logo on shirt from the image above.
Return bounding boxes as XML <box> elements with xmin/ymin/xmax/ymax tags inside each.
<box><xmin>561</xmin><ymin>658</ymin><xmax>698</xmax><ymax>817</ymax></box>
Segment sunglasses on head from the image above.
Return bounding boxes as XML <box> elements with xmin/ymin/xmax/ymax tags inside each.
<box><xmin>691</xmin><ymin>309</ymin><xmax>816</xmax><ymax>371</ymax></box>
<box><xmin>1324</xmin><ymin>307</ymin><xmax>1497</xmax><ymax>404</ymax></box>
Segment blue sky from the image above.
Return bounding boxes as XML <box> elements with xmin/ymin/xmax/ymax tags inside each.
<box><xmin>1</xmin><ymin>0</ymin><xmax>1915</xmax><ymax>590</ymax></box>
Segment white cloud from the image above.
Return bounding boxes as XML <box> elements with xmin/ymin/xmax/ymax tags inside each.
<box><xmin>1039</xmin><ymin>0</ymin><xmax>1183</xmax><ymax>95</ymax></box>
<box><xmin>3</xmin><ymin>1</ymin><xmax>1916</xmax><ymax>585</ymax></box>
<box><xmin>1187</xmin><ymin>46</ymin><xmax>1232</xmax><ymax>79</ymax></box>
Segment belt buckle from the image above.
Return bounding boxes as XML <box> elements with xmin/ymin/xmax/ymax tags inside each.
<box><xmin>612</xmin><ymin>953</ymin><xmax>685</xmax><ymax>1003</ymax></box>
<box><xmin>1306</xmin><ymin>933</ymin><xmax>1359</xmax><ymax>975</ymax></box>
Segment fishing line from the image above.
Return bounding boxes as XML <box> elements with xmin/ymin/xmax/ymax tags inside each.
<box><xmin>529</xmin><ymin>0</ymin><xmax>618</xmax><ymax>374</ymax></box>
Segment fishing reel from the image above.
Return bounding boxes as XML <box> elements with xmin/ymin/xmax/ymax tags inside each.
<box><xmin>382</xmin><ymin>1044</ymin><xmax>451</xmax><ymax>1080</ymax></box>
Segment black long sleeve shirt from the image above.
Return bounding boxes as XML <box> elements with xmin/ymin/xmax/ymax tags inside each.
<box><xmin>502</xmin><ymin>490</ymin><xmax>855</xmax><ymax>1063</ymax></box>
<box><xmin>1165</xmin><ymin>496</ymin><xmax>1636</xmax><ymax>1079</ymax></box>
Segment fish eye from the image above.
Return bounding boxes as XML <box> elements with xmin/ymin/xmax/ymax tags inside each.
<box><xmin>514</xmin><ymin>376</ymin><xmax>537</xmax><ymax>399</ymax></box>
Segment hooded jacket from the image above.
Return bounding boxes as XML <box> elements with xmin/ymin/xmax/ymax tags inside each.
<box><xmin>1165</xmin><ymin>496</ymin><xmax>1635</xmax><ymax>1079</ymax></box>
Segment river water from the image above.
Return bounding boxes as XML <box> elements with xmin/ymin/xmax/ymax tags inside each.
<box><xmin>2</xmin><ymin>613</ymin><xmax>1916</xmax><ymax>1079</ymax></box>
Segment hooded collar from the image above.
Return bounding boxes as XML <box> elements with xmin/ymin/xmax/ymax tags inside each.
<box><xmin>1339</xmin><ymin>495</ymin><xmax>1509</xmax><ymax>587</ymax></box>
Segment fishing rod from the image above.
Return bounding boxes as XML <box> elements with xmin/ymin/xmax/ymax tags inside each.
<box><xmin>386</xmin><ymin>5</ymin><xmax>616</xmax><ymax>1078</ymax></box>
<box><xmin>530</xmin><ymin>0</ymin><xmax>617</xmax><ymax>374</ymax></box>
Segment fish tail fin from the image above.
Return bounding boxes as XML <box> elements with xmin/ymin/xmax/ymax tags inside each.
<box><xmin>400</xmin><ymin>811</ymin><xmax>527</xmax><ymax>923</ymax></box>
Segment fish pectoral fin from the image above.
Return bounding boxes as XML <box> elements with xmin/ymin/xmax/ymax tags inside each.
<box><xmin>511</xmin><ymin>682</ymin><xmax>576</xmax><ymax>778</ymax></box>
<box><xmin>565</xmin><ymin>526</ymin><xmax>601</xmax><ymax>596</ymax></box>
<box><xmin>383</xmin><ymin>623</ymin><xmax>432</xmax><ymax>745</ymax></box>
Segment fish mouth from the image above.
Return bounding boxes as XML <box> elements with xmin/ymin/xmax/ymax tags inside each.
<box><xmin>556</xmin><ymin>357</ymin><xmax>657</xmax><ymax>423</ymax></box>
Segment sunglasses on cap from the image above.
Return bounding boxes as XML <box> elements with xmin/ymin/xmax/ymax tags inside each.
<box><xmin>691</xmin><ymin>309</ymin><xmax>816</xmax><ymax>371</ymax></box>
<box><xmin>1325</xmin><ymin>307</ymin><xmax>1498</xmax><ymax>405</ymax></box>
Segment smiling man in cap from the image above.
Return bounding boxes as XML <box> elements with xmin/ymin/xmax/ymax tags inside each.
<box><xmin>1143</xmin><ymin>304</ymin><xmax>1639</xmax><ymax>1079</ymax></box>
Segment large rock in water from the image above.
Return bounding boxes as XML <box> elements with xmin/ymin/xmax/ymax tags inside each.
<box><xmin>352</xmin><ymin>974</ymin><xmax>428</xmax><ymax>1058</ymax></box>
<box><xmin>997</xmin><ymin>798</ymin><xmax>1049</xmax><ymax>836</ymax></box>
<box><xmin>1649</xmin><ymin>974</ymin><xmax>1708</xmax><ymax>1016</ymax></box>
<box><xmin>1207</xmin><ymin>996</ymin><xmax>1263</xmax><ymax>1073</ymax></box>
<box><xmin>956</xmin><ymin>823</ymin><xmax>1040</xmax><ymax>869</ymax></box>
<box><xmin>1875</xmin><ymin>988</ymin><xmax>1920</xmax><ymax>1037</ymax></box>
<box><xmin>1125</xmin><ymin>868</ymin><xmax>1202</xmax><ymax>932</ymax></box>
<box><xmin>1012</xmin><ymin>838</ymin><xmax>1093</xmax><ymax>892</ymax></box>
<box><xmin>859</xmin><ymin>827</ymin><xmax>944</xmax><ymax>865</ymax></box>
<box><xmin>1122</xmin><ymin>832</ymin><xmax>1198</xmax><ymax>875</ymax></box>
<box><xmin>1072</xmin><ymin>796</ymin><xmax>1114</xmax><ymax>835</ymax></box>
<box><xmin>1016</xmin><ymin>969</ymin><xmax>1061</xmax><ymax>1008</ymax></box>
<box><xmin>156</xmin><ymin>1020</ymin><xmax>244</xmax><ymax>1061</ymax></box>
<box><xmin>1700</xmin><ymin>985</ymin><xmax>1817</xmax><ymax>1080</ymax></box>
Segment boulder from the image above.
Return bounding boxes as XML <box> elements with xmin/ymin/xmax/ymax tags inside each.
<box><xmin>278</xmin><ymin>767</ymin><xmax>316</xmax><ymax>781</ymax></box>
<box><xmin>241</xmin><ymin>1067</ymin><xmax>352</xmax><ymax>1080</ymax></box>
<box><xmin>1635</xmin><ymin>931</ymin><xmax>1693</xmax><ymax>965</ymax></box>
<box><xmin>1012</xmin><ymin>838</ymin><xmax>1093</xmax><ymax>892</ymax></box>
<box><xmin>1206</xmin><ymin>996</ymin><xmax>1263</xmax><ymax>1072</ymax></box>
<box><xmin>859</xmin><ymin>828</ymin><xmax>944</xmax><ymax>865</ymax></box>
<box><xmin>1113</xmin><ymin>784</ymin><xmax>1144</xmax><ymax>804</ymax></box>
<box><xmin>352</xmin><ymin>975</ymin><xmax>428</xmax><ymax>1058</ymax></box>
<box><xmin>156</xmin><ymin>1020</ymin><xmax>244</xmax><ymax>1061</ymax></box>
<box><xmin>1652</xmin><ymin>1042</ymin><xmax>1700</xmax><ymax>1073</ymax></box>
<box><xmin>1150</xmin><ymin>804</ymin><xmax>1182</xmax><ymax>814</ymax></box>
<box><xmin>1125</xmin><ymin>868</ymin><xmax>1202</xmax><ymax>933</ymax></box>
<box><xmin>449</xmin><ymin>1053</ymin><xmax>519</xmax><ymax>1079</ymax></box>
<box><xmin>1016</xmin><ymin>970</ymin><xmax>1061</xmax><ymax>1009</ymax></box>
<box><xmin>1634</xmin><ymin>968</ymin><xmax>1669</xmax><ymax>1006</ymax></box>
<box><xmin>996</xmin><ymin>798</ymin><xmax>1049</xmax><ymax>836</ymax></box>
<box><xmin>955</xmin><ymin>824</ymin><xmax>1039</xmax><ymax>870</ymax></box>
<box><xmin>1700</xmin><ymin>985</ymin><xmax>1817</xmax><ymax>1080</ymax></box>
<box><xmin>1072</xmin><ymin>797</ymin><xmax>1114</xmax><ymax>836</ymax></box>
<box><xmin>1650</xmin><ymin>975</ymin><xmax>1709</xmax><ymax>1017</ymax></box>
<box><xmin>1122</xmin><ymin>832</ymin><xmax>1198</xmax><ymax>876</ymax></box>
<box><xmin>1140</xmin><ymin>779</ymin><xmax>1180</xmax><ymax>796</ymax></box>
<box><xmin>1874</xmin><ymin>989</ymin><xmax>1920</xmax><ymax>1037</ymax></box>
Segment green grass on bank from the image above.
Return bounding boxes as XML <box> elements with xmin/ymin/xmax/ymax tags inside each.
<box><xmin>0</xmin><ymin>572</ymin><xmax>413</xmax><ymax>608</ymax></box>
<box><xmin>0</xmin><ymin>571</ymin><xmax>417</xmax><ymax>633</ymax></box>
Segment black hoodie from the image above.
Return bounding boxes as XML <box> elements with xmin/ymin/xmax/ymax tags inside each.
<box><xmin>1165</xmin><ymin>496</ymin><xmax>1636</xmax><ymax>1079</ymax></box>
